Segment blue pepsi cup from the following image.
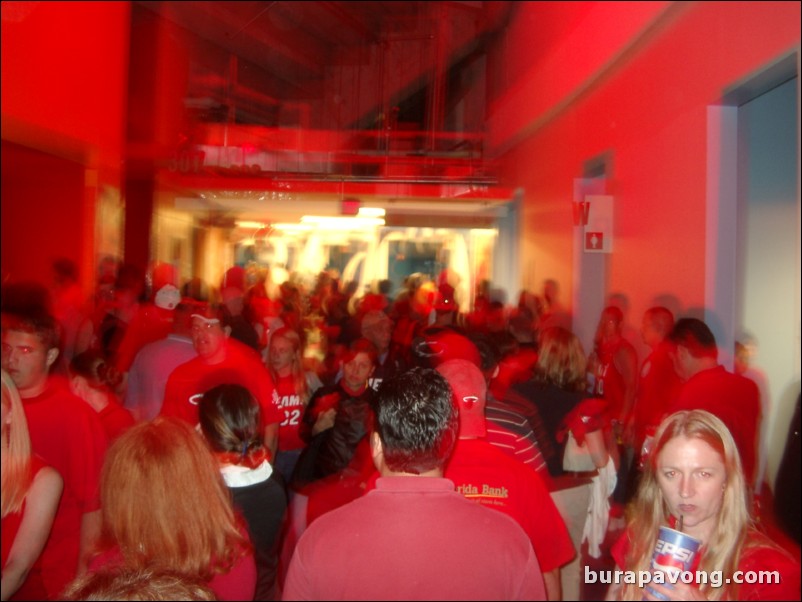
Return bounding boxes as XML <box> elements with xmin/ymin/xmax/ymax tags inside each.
<box><xmin>643</xmin><ymin>526</ymin><xmax>701</xmax><ymax>601</ymax></box>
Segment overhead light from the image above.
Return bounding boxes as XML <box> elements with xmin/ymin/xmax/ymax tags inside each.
<box><xmin>300</xmin><ymin>215</ymin><xmax>385</xmax><ymax>229</ymax></box>
<box><xmin>236</xmin><ymin>220</ymin><xmax>266</xmax><ymax>229</ymax></box>
<box><xmin>357</xmin><ymin>207</ymin><xmax>386</xmax><ymax>217</ymax></box>
<box><xmin>272</xmin><ymin>223</ymin><xmax>313</xmax><ymax>232</ymax></box>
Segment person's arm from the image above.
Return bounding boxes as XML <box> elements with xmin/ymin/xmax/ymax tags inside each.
<box><xmin>77</xmin><ymin>509</ymin><xmax>102</xmax><ymax>577</ymax></box>
<box><xmin>614</xmin><ymin>345</ymin><xmax>638</xmax><ymax>427</ymax></box>
<box><xmin>585</xmin><ymin>429</ymin><xmax>610</xmax><ymax>469</ymax></box>
<box><xmin>543</xmin><ymin>568</ymin><xmax>561</xmax><ymax>601</ymax></box>
<box><xmin>311</xmin><ymin>408</ymin><xmax>336</xmax><ymax>435</ymax></box>
<box><xmin>1</xmin><ymin>468</ymin><xmax>63</xmax><ymax>601</ymax></box>
<box><xmin>264</xmin><ymin>422</ymin><xmax>279</xmax><ymax>463</ymax></box>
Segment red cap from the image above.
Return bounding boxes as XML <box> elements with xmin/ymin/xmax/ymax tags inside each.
<box><xmin>423</xmin><ymin>330</ymin><xmax>481</xmax><ymax>368</ymax></box>
<box><xmin>437</xmin><ymin>359</ymin><xmax>487</xmax><ymax>438</ymax></box>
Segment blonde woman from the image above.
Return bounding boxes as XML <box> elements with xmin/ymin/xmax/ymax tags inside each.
<box><xmin>267</xmin><ymin>327</ymin><xmax>322</xmax><ymax>482</ymax></box>
<box><xmin>508</xmin><ymin>326</ymin><xmax>613</xmax><ymax>601</ymax></box>
<box><xmin>88</xmin><ymin>418</ymin><xmax>256</xmax><ymax>601</ymax></box>
<box><xmin>1</xmin><ymin>370</ymin><xmax>63</xmax><ymax>601</ymax></box>
<box><xmin>607</xmin><ymin>410</ymin><xmax>800</xmax><ymax>601</ymax></box>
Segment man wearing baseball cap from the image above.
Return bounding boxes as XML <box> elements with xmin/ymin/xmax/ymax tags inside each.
<box><xmin>160</xmin><ymin>304</ymin><xmax>281</xmax><ymax>458</ymax></box>
<box><xmin>439</xmin><ymin>358</ymin><xmax>575</xmax><ymax>601</ymax></box>
<box><xmin>113</xmin><ymin>263</ymin><xmax>180</xmax><ymax>375</ymax></box>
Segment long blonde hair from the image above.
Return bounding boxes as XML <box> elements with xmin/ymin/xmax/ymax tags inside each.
<box><xmin>535</xmin><ymin>327</ymin><xmax>588</xmax><ymax>392</ymax></box>
<box><xmin>1</xmin><ymin>370</ymin><xmax>33</xmax><ymax>517</ymax></box>
<box><xmin>268</xmin><ymin>327</ymin><xmax>310</xmax><ymax>405</ymax></box>
<box><xmin>99</xmin><ymin>418</ymin><xmax>248</xmax><ymax>578</ymax></box>
<box><xmin>620</xmin><ymin>410</ymin><xmax>750</xmax><ymax>601</ymax></box>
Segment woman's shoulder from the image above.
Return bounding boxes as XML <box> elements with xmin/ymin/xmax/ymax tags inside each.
<box><xmin>741</xmin><ymin>529</ymin><xmax>799</xmax><ymax>565</ymax></box>
<box><xmin>29</xmin><ymin>454</ymin><xmax>62</xmax><ymax>485</ymax></box>
<box><xmin>738</xmin><ymin>529</ymin><xmax>801</xmax><ymax>601</ymax></box>
<box><xmin>30</xmin><ymin>461</ymin><xmax>62</xmax><ymax>486</ymax></box>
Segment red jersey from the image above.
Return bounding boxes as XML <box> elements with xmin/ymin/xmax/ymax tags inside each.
<box><xmin>274</xmin><ymin>374</ymin><xmax>306</xmax><ymax>451</ymax></box>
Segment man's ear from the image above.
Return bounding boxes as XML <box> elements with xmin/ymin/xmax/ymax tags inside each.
<box><xmin>370</xmin><ymin>431</ymin><xmax>383</xmax><ymax>459</ymax></box>
<box><xmin>45</xmin><ymin>348</ymin><xmax>59</xmax><ymax>369</ymax></box>
<box><xmin>371</xmin><ymin>431</ymin><xmax>386</xmax><ymax>474</ymax></box>
<box><xmin>69</xmin><ymin>375</ymin><xmax>85</xmax><ymax>396</ymax></box>
<box><xmin>223</xmin><ymin>325</ymin><xmax>232</xmax><ymax>338</ymax></box>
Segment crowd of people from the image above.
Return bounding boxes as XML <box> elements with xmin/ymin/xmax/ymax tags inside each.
<box><xmin>1</xmin><ymin>256</ymin><xmax>800</xmax><ymax>601</ymax></box>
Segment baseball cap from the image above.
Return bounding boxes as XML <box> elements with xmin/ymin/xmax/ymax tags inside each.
<box><xmin>415</xmin><ymin>329</ymin><xmax>481</xmax><ymax>368</ymax></box>
<box><xmin>190</xmin><ymin>303</ymin><xmax>222</xmax><ymax>325</ymax></box>
<box><xmin>436</xmin><ymin>359</ymin><xmax>487</xmax><ymax>438</ymax></box>
<box><xmin>154</xmin><ymin>284</ymin><xmax>181</xmax><ymax>310</ymax></box>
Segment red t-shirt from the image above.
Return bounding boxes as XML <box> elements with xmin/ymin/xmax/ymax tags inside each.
<box><xmin>97</xmin><ymin>398</ymin><xmax>135</xmax><ymax>443</ymax></box>
<box><xmin>274</xmin><ymin>374</ymin><xmax>306</xmax><ymax>451</ymax></box>
<box><xmin>22</xmin><ymin>378</ymin><xmax>108</xmax><ymax>598</ymax></box>
<box><xmin>114</xmin><ymin>304</ymin><xmax>174</xmax><ymax>373</ymax></box>
<box><xmin>161</xmin><ymin>340</ymin><xmax>280</xmax><ymax>428</ymax></box>
<box><xmin>633</xmin><ymin>342</ymin><xmax>682</xmax><ymax>447</ymax></box>
<box><xmin>592</xmin><ymin>338</ymin><xmax>637</xmax><ymax>422</ymax></box>
<box><xmin>445</xmin><ymin>438</ymin><xmax>575</xmax><ymax>574</ymax></box>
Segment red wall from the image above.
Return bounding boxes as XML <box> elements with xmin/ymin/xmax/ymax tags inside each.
<box><xmin>1</xmin><ymin>141</ymin><xmax>88</xmax><ymax>287</ymax></box>
<box><xmin>490</xmin><ymin>1</ymin><xmax>800</xmax><ymax>322</ymax></box>
<box><xmin>1</xmin><ymin>1</ymin><xmax>130</xmax><ymax>294</ymax></box>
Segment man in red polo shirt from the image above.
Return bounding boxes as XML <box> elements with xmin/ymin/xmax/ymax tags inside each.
<box><xmin>284</xmin><ymin>367</ymin><xmax>545</xmax><ymax>600</ymax></box>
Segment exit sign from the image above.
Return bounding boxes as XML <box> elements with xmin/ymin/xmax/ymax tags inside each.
<box><xmin>341</xmin><ymin>197</ymin><xmax>361</xmax><ymax>216</ymax></box>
